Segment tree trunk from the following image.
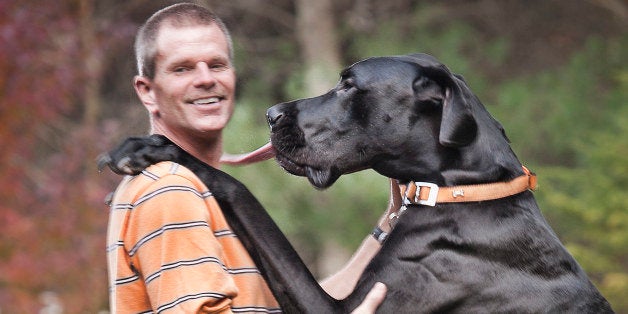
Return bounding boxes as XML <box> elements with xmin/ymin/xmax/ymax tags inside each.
<box><xmin>295</xmin><ymin>0</ymin><xmax>342</xmax><ymax>95</ymax></box>
<box><xmin>79</xmin><ymin>0</ymin><xmax>103</xmax><ymax>126</ymax></box>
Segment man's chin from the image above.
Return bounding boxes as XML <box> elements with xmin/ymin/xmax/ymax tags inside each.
<box><xmin>194</xmin><ymin>117</ymin><xmax>232</xmax><ymax>133</ymax></box>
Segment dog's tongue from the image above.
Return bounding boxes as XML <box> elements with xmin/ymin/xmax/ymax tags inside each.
<box><xmin>220</xmin><ymin>142</ymin><xmax>276</xmax><ymax>165</ymax></box>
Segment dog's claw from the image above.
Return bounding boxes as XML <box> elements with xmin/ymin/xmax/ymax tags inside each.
<box><xmin>97</xmin><ymin>153</ymin><xmax>139</xmax><ymax>175</ymax></box>
<box><xmin>97</xmin><ymin>153</ymin><xmax>112</xmax><ymax>172</ymax></box>
<box><xmin>116</xmin><ymin>157</ymin><xmax>135</xmax><ymax>175</ymax></box>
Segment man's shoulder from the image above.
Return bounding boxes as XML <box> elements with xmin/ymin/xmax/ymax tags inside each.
<box><xmin>114</xmin><ymin>161</ymin><xmax>210</xmax><ymax>203</ymax></box>
<box><xmin>143</xmin><ymin>161</ymin><xmax>198</xmax><ymax>180</ymax></box>
<box><xmin>140</xmin><ymin>161</ymin><xmax>210</xmax><ymax>190</ymax></box>
<box><xmin>114</xmin><ymin>161</ymin><xmax>208</xmax><ymax>199</ymax></box>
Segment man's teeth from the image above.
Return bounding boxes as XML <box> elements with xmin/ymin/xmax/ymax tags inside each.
<box><xmin>193</xmin><ymin>97</ymin><xmax>220</xmax><ymax>105</ymax></box>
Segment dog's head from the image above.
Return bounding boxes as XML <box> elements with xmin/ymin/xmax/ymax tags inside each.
<box><xmin>268</xmin><ymin>53</ymin><xmax>489</xmax><ymax>189</ymax></box>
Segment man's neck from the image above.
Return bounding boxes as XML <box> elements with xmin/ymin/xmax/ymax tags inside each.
<box><xmin>152</xmin><ymin>131</ymin><xmax>223</xmax><ymax>168</ymax></box>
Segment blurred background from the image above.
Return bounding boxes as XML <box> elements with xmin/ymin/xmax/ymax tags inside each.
<box><xmin>1</xmin><ymin>0</ymin><xmax>626</xmax><ymax>312</ymax></box>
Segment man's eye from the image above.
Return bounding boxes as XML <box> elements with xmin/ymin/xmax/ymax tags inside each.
<box><xmin>174</xmin><ymin>67</ymin><xmax>190</xmax><ymax>73</ymax></box>
<box><xmin>210</xmin><ymin>63</ymin><xmax>228</xmax><ymax>71</ymax></box>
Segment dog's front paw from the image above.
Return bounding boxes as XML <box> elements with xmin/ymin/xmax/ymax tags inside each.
<box><xmin>98</xmin><ymin>135</ymin><xmax>179</xmax><ymax>175</ymax></box>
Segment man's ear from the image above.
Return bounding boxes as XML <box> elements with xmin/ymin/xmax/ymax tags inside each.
<box><xmin>134</xmin><ymin>76</ymin><xmax>158</xmax><ymax>115</ymax></box>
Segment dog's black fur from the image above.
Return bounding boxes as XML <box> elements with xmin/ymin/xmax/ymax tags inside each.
<box><xmin>100</xmin><ymin>53</ymin><xmax>613</xmax><ymax>313</ymax></box>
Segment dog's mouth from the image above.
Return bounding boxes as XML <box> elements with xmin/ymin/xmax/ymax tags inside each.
<box><xmin>274</xmin><ymin>153</ymin><xmax>340</xmax><ymax>189</ymax></box>
<box><xmin>220</xmin><ymin>142</ymin><xmax>340</xmax><ymax>189</ymax></box>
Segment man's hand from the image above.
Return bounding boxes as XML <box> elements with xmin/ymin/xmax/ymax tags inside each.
<box><xmin>378</xmin><ymin>179</ymin><xmax>403</xmax><ymax>233</ymax></box>
<box><xmin>350</xmin><ymin>282</ymin><xmax>387</xmax><ymax>314</ymax></box>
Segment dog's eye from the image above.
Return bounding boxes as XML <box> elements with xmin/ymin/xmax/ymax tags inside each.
<box><xmin>339</xmin><ymin>78</ymin><xmax>357</xmax><ymax>92</ymax></box>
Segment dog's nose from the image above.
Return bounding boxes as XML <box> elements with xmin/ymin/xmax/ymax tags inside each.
<box><xmin>266</xmin><ymin>105</ymin><xmax>284</xmax><ymax>129</ymax></box>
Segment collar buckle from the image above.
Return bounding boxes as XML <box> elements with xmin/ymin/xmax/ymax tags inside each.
<box><xmin>413</xmin><ymin>182</ymin><xmax>439</xmax><ymax>207</ymax></box>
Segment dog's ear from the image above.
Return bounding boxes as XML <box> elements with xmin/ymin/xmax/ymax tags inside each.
<box><xmin>412</xmin><ymin>76</ymin><xmax>444</xmax><ymax>103</ymax></box>
<box><xmin>402</xmin><ymin>54</ymin><xmax>478</xmax><ymax>147</ymax></box>
<box><xmin>420</xmin><ymin>63</ymin><xmax>477</xmax><ymax>147</ymax></box>
<box><xmin>439</xmin><ymin>75</ymin><xmax>478</xmax><ymax>147</ymax></box>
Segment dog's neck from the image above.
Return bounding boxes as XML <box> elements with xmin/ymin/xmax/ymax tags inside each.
<box><xmin>444</xmin><ymin>107</ymin><xmax>525</xmax><ymax>185</ymax></box>
<box><xmin>375</xmin><ymin>109</ymin><xmax>524</xmax><ymax>187</ymax></box>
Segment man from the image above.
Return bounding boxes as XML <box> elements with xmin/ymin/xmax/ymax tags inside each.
<box><xmin>107</xmin><ymin>3</ymin><xmax>393</xmax><ymax>313</ymax></box>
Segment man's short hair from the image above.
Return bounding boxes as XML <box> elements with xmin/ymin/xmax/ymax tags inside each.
<box><xmin>134</xmin><ymin>3</ymin><xmax>233</xmax><ymax>79</ymax></box>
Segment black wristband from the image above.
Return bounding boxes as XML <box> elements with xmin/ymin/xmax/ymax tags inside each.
<box><xmin>371</xmin><ymin>226</ymin><xmax>388</xmax><ymax>244</ymax></box>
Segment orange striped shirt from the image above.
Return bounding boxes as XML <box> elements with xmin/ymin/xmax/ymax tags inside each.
<box><xmin>106</xmin><ymin>161</ymin><xmax>280</xmax><ymax>313</ymax></box>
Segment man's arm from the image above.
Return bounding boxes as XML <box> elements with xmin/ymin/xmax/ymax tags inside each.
<box><xmin>319</xmin><ymin>235</ymin><xmax>383</xmax><ymax>299</ymax></box>
<box><xmin>319</xmin><ymin>179</ymin><xmax>401</xmax><ymax>299</ymax></box>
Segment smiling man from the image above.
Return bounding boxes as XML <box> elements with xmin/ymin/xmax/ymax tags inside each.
<box><xmin>106</xmin><ymin>3</ymin><xmax>389</xmax><ymax>313</ymax></box>
<box><xmin>133</xmin><ymin>13</ymin><xmax>235</xmax><ymax>169</ymax></box>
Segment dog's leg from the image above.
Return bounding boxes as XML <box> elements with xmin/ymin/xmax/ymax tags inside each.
<box><xmin>97</xmin><ymin>135</ymin><xmax>180</xmax><ymax>175</ymax></box>
<box><xmin>192</xmin><ymin>161</ymin><xmax>341</xmax><ymax>313</ymax></box>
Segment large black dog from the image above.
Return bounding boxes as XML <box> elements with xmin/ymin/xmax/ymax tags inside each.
<box><xmin>100</xmin><ymin>53</ymin><xmax>613</xmax><ymax>313</ymax></box>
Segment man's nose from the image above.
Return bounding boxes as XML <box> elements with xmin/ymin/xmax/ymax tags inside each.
<box><xmin>194</xmin><ymin>62</ymin><xmax>216</xmax><ymax>87</ymax></box>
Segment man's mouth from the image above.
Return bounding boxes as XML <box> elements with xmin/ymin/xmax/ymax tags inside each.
<box><xmin>191</xmin><ymin>96</ymin><xmax>222</xmax><ymax>105</ymax></box>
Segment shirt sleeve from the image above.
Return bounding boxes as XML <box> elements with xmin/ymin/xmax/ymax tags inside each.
<box><xmin>125</xmin><ymin>173</ymin><xmax>238</xmax><ymax>313</ymax></box>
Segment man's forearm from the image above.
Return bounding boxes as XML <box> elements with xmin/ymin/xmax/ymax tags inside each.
<box><xmin>319</xmin><ymin>235</ymin><xmax>381</xmax><ymax>299</ymax></box>
<box><xmin>319</xmin><ymin>179</ymin><xmax>402</xmax><ymax>299</ymax></box>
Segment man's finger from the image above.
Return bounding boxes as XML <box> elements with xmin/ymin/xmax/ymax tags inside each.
<box><xmin>351</xmin><ymin>282</ymin><xmax>387</xmax><ymax>314</ymax></box>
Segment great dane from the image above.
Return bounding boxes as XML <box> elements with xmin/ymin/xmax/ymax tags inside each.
<box><xmin>100</xmin><ymin>53</ymin><xmax>613</xmax><ymax>313</ymax></box>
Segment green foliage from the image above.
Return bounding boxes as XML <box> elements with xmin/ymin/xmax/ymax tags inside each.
<box><xmin>488</xmin><ymin>35</ymin><xmax>628</xmax><ymax>310</ymax></box>
<box><xmin>535</xmin><ymin>105</ymin><xmax>628</xmax><ymax>309</ymax></box>
<box><xmin>550</xmin><ymin>66</ymin><xmax>627</xmax><ymax>306</ymax></box>
<box><xmin>344</xmin><ymin>13</ymin><xmax>508</xmax><ymax>97</ymax></box>
<box><xmin>493</xmin><ymin>36</ymin><xmax>627</xmax><ymax>166</ymax></box>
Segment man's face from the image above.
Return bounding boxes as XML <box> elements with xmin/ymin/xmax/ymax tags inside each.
<box><xmin>137</xmin><ymin>23</ymin><xmax>236</xmax><ymax>141</ymax></box>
